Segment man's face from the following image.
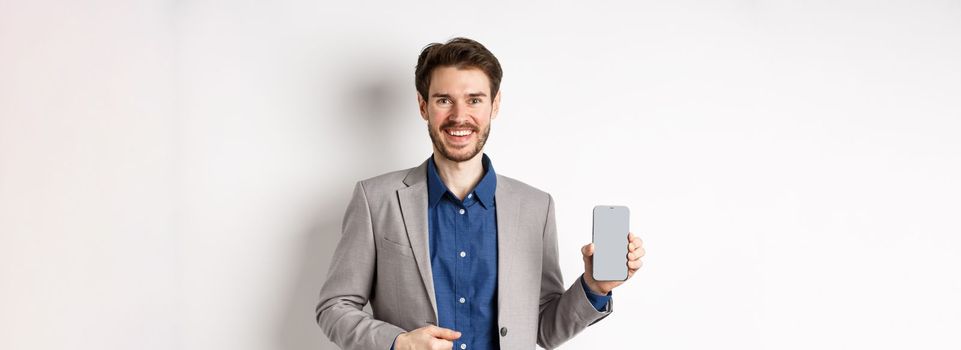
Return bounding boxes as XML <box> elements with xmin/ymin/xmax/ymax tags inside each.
<box><xmin>418</xmin><ymin>66</ymin><xmax>500</xmax><ymax>163</ymax></box>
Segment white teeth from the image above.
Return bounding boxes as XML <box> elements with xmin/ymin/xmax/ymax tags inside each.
<box><xmin>447</xmin><ymin>129</ymin><xmax>471</xmax><ymax>136</ymax></box>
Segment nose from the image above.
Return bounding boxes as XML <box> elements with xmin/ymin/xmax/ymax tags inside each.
<box><xmin>449</xmin><ymin>101</ymin><xmax>470</xmax><ymax>122</ymax></box>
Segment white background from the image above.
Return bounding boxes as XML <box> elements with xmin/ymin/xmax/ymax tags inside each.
<box><xmin>2</xmin><ymin>1</ymin><xmax>960</xmax><ymax>349</ymax></box>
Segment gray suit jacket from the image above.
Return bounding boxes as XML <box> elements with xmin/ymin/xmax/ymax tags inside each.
<box><xmin>315</xmin><ymin>160</ymin><xmax>612</xmax><ymax>349</ymax></box>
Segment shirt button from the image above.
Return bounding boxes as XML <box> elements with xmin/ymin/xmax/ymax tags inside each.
<box><xmin>467</xmin><ymin>193</ymin><xmax>473</xmax><ymax>199</ymax></box>
<box><xmin>459</xmin><ymin>297</ymin><xmax>466</xmax><ymax>304</ymax></box>
<box><xmin>458</xmin><ymin>208</ymin><xmax>465</xmax><ymax>215</ymax></box>
<box><xmin>460</xmin><ymin>344</ymin><xmax>467</xmax><ymax>350</ymax></box>
<box><xmin>459</xmin><ymin>251</ymin><xmax>466</xmax><ymax>258</ymax></box>
<box><xmin>500</xmin><ymin>327</ymin><xmax>508</xmax><ymax>336</ymax></box>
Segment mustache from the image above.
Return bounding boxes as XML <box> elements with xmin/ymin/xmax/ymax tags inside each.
<box><xmin>438</xmin><ymin>121</ymin><xmax>478</xmax><ymax>131</ymax></box>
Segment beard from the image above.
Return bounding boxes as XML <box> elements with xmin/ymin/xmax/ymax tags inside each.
<box><xmin>427</xmin><ymin>119</ymin><xmax>491</xmax><ymax>163</ymax></box>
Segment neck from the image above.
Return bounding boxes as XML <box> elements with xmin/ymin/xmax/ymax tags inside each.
<box><xmin>432</xmin><ymin>151</ymin><xmax>485</xmax><ymax>200</ymax></box>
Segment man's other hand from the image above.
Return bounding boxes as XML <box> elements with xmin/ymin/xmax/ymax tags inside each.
<box><xmin>394</xmin><ymin>325</ymin><xmax>461</xmax><ymax>350</ymax></box>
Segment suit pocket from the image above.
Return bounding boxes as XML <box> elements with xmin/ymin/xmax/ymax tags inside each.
<box><xmin>380</xmin><ymin>235</ymin><xmax>414</xmax><ymax>257</ymax></box>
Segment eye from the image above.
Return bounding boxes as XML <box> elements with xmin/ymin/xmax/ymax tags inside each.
<box><xmin>470</xmin><ymin>98</ymin><xmax>482</xmax><ymax>104</ymax></box>
<box><xmin>437</xmin><ymin>98</ymin><xmax>451</xmax><ymax>105</ymax></box>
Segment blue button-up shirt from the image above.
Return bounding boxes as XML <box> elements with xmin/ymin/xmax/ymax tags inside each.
<box><xmin>427</xmin><ymin>154</ymin><xmax>499</xmax><ymax>350</ymax></box>
<box><xmin>392</xmin><ymin>153</ymin><xmax>610</xmax><ymax>350</ymax></box>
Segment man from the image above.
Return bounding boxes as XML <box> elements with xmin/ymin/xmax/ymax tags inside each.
<box><xmin>315</xmin><ymin>37</ymin><xmax>645</xmax><ymax>350</ymax></box>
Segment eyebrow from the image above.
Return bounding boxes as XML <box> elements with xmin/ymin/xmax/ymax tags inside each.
<box><xmin>430</xmin><ymin>92</ymin><xmax>489</xmax><ymax>99</ymax></box>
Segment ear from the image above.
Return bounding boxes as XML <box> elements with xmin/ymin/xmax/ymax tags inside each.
<box><xmin>417</xmin><ymin>92</ymin><xmax>429</xmax><ymax>121</ymax></box>
<box><xmin>491</xmin><ymin>90</ymin><xmax>502</xmax><ymax>120</ymax></box>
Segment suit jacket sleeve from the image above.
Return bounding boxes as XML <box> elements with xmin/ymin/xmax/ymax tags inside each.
<box><xmin>315</xmin><ymin>181</ymin><xmax>405</xmax><ymax>349</ymax></box>
<box><xmin>536</xmin><ymin>194</ymin><xmax>613</xmax><ymax>349</ymax></box>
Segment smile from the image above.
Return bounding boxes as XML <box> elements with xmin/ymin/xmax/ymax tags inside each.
<box><xmin>445</xmin><ymin>129</ymin><xmax>473</xmax><ymax>137</ymax></box>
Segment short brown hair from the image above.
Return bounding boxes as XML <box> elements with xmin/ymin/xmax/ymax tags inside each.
<box><xmin>415</xmin><ymin>37</ymin><xmax>503</xmax><ymax>102</ymax></box>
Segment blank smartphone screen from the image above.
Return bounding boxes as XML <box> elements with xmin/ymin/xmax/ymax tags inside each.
<box><xmin>593</xmin><ymin>205</ymin><xmax>629</xmax><ymax>281</ymax></box>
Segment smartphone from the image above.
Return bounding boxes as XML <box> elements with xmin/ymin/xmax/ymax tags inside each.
<box><xmin>592</xmin><ymin>205</ymin><xmax>629</xmax><ymax>281</ymax></box>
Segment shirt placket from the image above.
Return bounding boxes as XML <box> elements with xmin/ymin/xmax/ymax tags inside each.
<box><xmin>455</xmin><ymin>198</ymin><xmax>471</xmax><ymax>350</ymax></box>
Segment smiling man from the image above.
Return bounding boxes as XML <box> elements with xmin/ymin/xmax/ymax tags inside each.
<box><xmin>315</xmin><ymin>37</ymin><xmax>645</xmax><ymax>350</ymax></box>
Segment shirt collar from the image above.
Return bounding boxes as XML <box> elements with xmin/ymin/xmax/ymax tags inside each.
<box><xmin>426</xmin><ymin>153</ymin><xmax>497</xmax><ymax>209</ymax></box>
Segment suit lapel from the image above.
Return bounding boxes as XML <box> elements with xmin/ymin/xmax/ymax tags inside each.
<box><xmin>495</xmin><ymin>177</ymin><xmax>519</xmax><ymax>314</ymax></box>
<box><xmin>398</xmin><ymin>161</ymin><xmax>439</xmax><ymax>323</ymax></box>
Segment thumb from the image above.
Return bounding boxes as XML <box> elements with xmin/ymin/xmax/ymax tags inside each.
<box><xmin>581</xmin><ymin>243</ymin><xmax>594</xmax><ymax>259</ymax></box>
<box><xmin>426</xmin><ymin>326</ymin><xmax>461</xmax><ymax>340</ymax></box>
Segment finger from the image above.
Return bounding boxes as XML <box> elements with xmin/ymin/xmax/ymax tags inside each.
<box><xmin>628</xmin><ymin>247</ymin><xmax>645</xmax><ymax>260</ymax></box>
<box><xmin>430</xmin><ymin>338</ymin><xmax>454</xmax><ymax>350</ymax></box>
<box><xmin>581</xmin><ymin>243</ymin><xmax>594</xmax><ymax>257</ymax></box>
<box><xmin>628</xmin><ymin>231</ymin><xmax>635</xmax><ymax>241</ymax></box>
<box><xmin>426</xmin><ymin>326</ymin><xmax>461</xmax><ymax>340</ymax></box>
<box><xmin>628</xmin><ymin>259</ymin><xmax>642</xmax><ymax>270</ymax></box>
